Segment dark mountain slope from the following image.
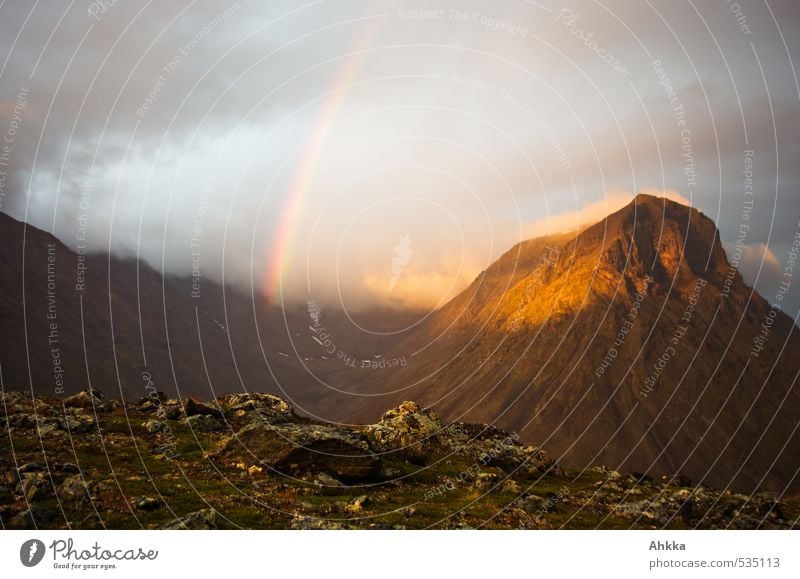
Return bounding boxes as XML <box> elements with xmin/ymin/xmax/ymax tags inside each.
<box><xmin>317</xmin><ymin>195</ymin><xmax>800</xmax><ymax>493</ymax></box>
<box><xmin>0</xmin><ymin>212</ymin><xmax>406</xmax><ymax>409</ymax></box>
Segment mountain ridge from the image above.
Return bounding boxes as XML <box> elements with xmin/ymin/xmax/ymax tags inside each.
<box><xmin>2</xmin><ymin>194</ymin><xmax>799</xmax><ymax>494</ymax></box>
<box><xmin>314</xmin><ymin>194</ymin><xmax>800</xmax><ymax>493</ymax></box>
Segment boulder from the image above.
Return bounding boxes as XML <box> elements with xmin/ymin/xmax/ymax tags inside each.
<box><xmin>63</xmin><ymin>389</ymin><xmax>115</xmax><ymax>412</ymax></box>
<box><xmin>17</xmin><ymin>462</ymin><xmax>45</xmax><ymax>474</ymax></box>
<box><xmin>133</xmin><ymin>497</ymin><xmax>161</xmax><ymax>511</ymax></box>
<box><xmin>185</xmin><ymin>414</ymin><xmax>224</xmax><ymax>432</ymax></box>
<box><xmin>184</xmin><ymin>398</ymin><xmax>224</xmax><ymax>420</ymax></box>
<box><xmin>136</xmin><ymin>391</ymin><xmax>167</xmax><ymax>404</ymax></box>
<box><xmin>215</xmin><ymin>422</ymin><xmax>380</xmax><ymax>482</ymax></box>
<box><xmin>515</xmin><ymin>494</ymin><xmax>549</xmax><ymax>513</ymax></box>
<box><xmin>290</xmin><ymin>515</ymin><xmax>347</xmax><ymax>530</ymax></box>
<box><xmin>473</xmin><ymin>472</ymin><xmax>500</xmax><ymax>490</ymax></box>
<box><xmin>35</xmin><ymin>417</ymin><xmax>63</xmax><ymax>437</ymax></box>
<box><xmin>307</xmin><ymin>472</ymin><xmax>346</xmax><ymax>488</ymax></box>
<box><xmin>439</xmin><ymin>423</ymin><xmax>555</xmax><ymax>475</ymax></box>
<box><xmin>135</xmin><ymin>393</ymin><xmax>166</xmax><ymax>413</ymax></box>
<box><xmin>379</xmin><ymin>467</ymin><xmax>403</xmax><ymax>480</ymax></box>
<box><xmin>59</xmin><ymin>411</ymin><xmax>96</xmax><ymax>433</ymax></box>
<box><xmin>162</xmin><ymin>402</ymin><xmax>183</xmax><ymax>420</ymax></box>
<box><xmin>142</xmin><ymin>419</ymin><xmax>165</xmax><ymax>433</ymax></box>
<box><xmin>163</xmin><ymin>508</ymin><xmax>218</xmax><ymax>529</ymax></box>
<box><xmin>20</xmin><ymin>476</ymin><xmax>51</xmax><ymax>501</ymax></box>
<box><xmin>58</xmin><ymin>476</ymin><xmax>92</xmax><ymax>502</ymax></box>
<box><xmin>483</xmin><ymin>442</ymin><xmax>554</xmax><ymax>475</ymax></box>
<box><xmin>136</xmin><ymin>399</ymin><xmax>159</xmax><ymax>413</ymax></box>
<box><xmin>363</xmin><ymin>401</ymin><xmax>441</xmax><ymax>463</ymax></box>
<box><xmin>345</xmin><ymin>495</ymin><xmax>370</xmax><ymax>514</ymax></box>
<box><xmin>12</xmin><ymin>505</ymin><xmax>57</xmax><ymax>528</ymax></box>
<box><xmin>7</xmin><ymin>414</ymin><xmax>38</xmax><ymax>429</ymax></box>
<box><xmin>302</xmin><ymin>472</ymin><xmax>350</xmax><ymax>495</ymax></box>
<box><xmin>219</xmin><ymin>392</ymin><xmax>295</xmax><ymax>424</ymax></box>
<box><xmin>615</xmin><ymin>500</ymin><xmax>657</xmax><ymax>520</ymax></box>
<box><xmin>441</xmin><ymin>422</ymin><xmax>507</xmax><ymax>443</ymax></box>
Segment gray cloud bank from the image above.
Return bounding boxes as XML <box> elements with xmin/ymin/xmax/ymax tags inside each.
<box><xmin>0</xmin><ymin>0</ymin><xmax>798</xmax><ymax>315</ymax></box>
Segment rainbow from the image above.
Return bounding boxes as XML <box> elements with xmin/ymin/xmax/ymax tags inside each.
<box><xmin>262</xmin><ymin>19</ymin><xmax>382</xmax><ymax>304</ymax></box>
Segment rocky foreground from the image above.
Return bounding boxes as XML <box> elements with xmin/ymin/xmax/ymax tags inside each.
<box><xmin>1</xmin><ymin>389</ymin><xmax>797</xmax><ymax>530</ymax></box>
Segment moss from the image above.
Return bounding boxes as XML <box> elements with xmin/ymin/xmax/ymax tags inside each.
<box><xmin>2</xmin><ymin>399</ymin><xmax>796</xmax><ymax>530</ymax></box>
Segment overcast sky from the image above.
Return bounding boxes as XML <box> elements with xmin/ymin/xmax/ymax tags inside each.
<box><xmin>1</xmin><ymin>0</ymin><xmax>799</xmax><ymax>314</ymax></box>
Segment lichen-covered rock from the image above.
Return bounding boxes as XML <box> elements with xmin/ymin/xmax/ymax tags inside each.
<box><xmin>485</xmin><ymin>442</ymin><xmax>554</xmax><ymax>475</ymax></box>
<box><xmin>63</xmin><ymin>389</ymin><xmax>116</xmax><ymax>412</ymax></box>
<box><xmin>306</xmin><ymin>472</ymin><xmax>346</xmax><ymax>489</ymax></box>
<box><xmin>58</xmin><ymin>463</ymin><xmax>80</xmax><ymax>474</ymax></box>
<box><xmin>17</xmin><ymin>462</ymin><xmax>44</xmax><ymax>474</ymax></box>
<box><xmin>19</xmin><ymin>476</ymin><xmax>51</xmax><ymax>501</ymax></box>
<box><xmin>59</xmin><ymin>410</ymin><xmax>96</xmax><ymax>433</ymax></box>
<box><xmin>289</xmin><ymin>515</ymin><xmax>348</xmax><ymax>530</ymax></box>
<box><xmin>514</xmin><ymin>494</ymin><xmax>549</xmax><ymax>513</ymax></box>
<box><xmin>615</xmin><ymin>500</ymin><xmax>657</xmax><ymax>520</ymax></box>
<box><xmin>58</xmin><ymin>476</ymin><xmax>92</xmax><ymax>502</ymax></box>
<box><xmin>363</xmin><ymin>401</ymin><xmax>441</xmax><ymax>463</ymax></box>
<box><xmin>472</xmin><ymin>472</ymin><xmax>500</xmax><ymax>490</ymax></box>
<box><xmin>133</xmin><ymin>496</ymin><xmax>161</xmax><ymax>511</ymax></box>
<box><xmin>438</xmin><ymin>423</ymin><xmax>555</xmax><ymax>475</ymax></box>
<box><xmin>35</xmin><ymin>416</ymin><xmax>63</xmax><ymax>437</ymax></box>
<box><xmin>11</xmin><ymin>505</ymin><xmax>57</xmax><ymax>528</ymax></box>
<box><xmin>142</xmin><ymin>419</ymin><xmax>165</xmax><ymax>433</ymax></box>
<box><xmin>162</xmin><ymin>401</ymin><xmax>183</xmax><ymax>420</ymax></box>
<box><xmin>501</xmin><ymin>479</ymin><xmax>521</xmax><ymax>494</ymax></box>
<box><xmin>6</xmin><ymin>413</ymin><xmax>38</xmax><ymax>429</ymax></box>
<box><xmin>135</xmin><ymin>392</ymin><xmax>166</xmax><ymax>413</ymax></box>
<box><xmin>215</xmin><ymin>422</ymin><xmax>380</xmax><ymax>482</ymax></box>
<box><xmin>163</xmin><ymin>508</ymin><xmax>217</xmax><ymax>529</ymax></box>
<box><xmin>5</xmin><ymin>389</ymin><xmax>793</xmax><ymax>530</ymax></box>
<box><xmin>344</xmin><ymin>495</ymin><xmax>370</xmax><ymax>514</ymax></box>
<box><xmin>185</xmin><ymin>414</ymin><xmax>224</xmax><ymax>432</ymax></box>
<box><xmin>219</xmin><ymin>392</ymin><xmax>295</xmax><ymax>424</ymax></box>
<box><xmin>140</xmin><ymin>398</ymin><xmax>182</xmax><ymax>420</ymax></box>
<box><xmin>184</xmin><ymin>398</ymin><xmax>223</xmax><ymax>420</ymax></box>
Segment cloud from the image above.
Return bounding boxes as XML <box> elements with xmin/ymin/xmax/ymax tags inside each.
<box><xmin>521</xmin><ymin>189</ymin><xmax>691</xmax><ymax>240</ymax></box>
<box><xmin>729</xmin><ymin>240</ymin><xmax>784</xmax><ymax>296</ymax></box>
<box><xmin>718</xmin><ymin>239</ymin><xmax>799</xmax><ymax>319</ymax></box>
<box><xmin>363</xmin><ymin>253</ymin><xmax>482</xmax><ymax>310</ymax></box>
<box><xmin>0</xmin><ymin>1</ymin><xmax>798</xmax><ymax>315</ymax></box>
<box><xmin>739</xmin><ymin>242</ymin><xmax>783</xmax><ymax>274</ymax></box>
<box><xmin>639</xmin><ymin>188</ymin><xmax>691</xmax><ymax>207</ymax></box>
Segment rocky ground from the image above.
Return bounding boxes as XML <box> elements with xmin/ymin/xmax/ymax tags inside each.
<box><xmin>1</xmin><ymin>389</ymin><xmax>797</xmax><ymax>530</ymax></box>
